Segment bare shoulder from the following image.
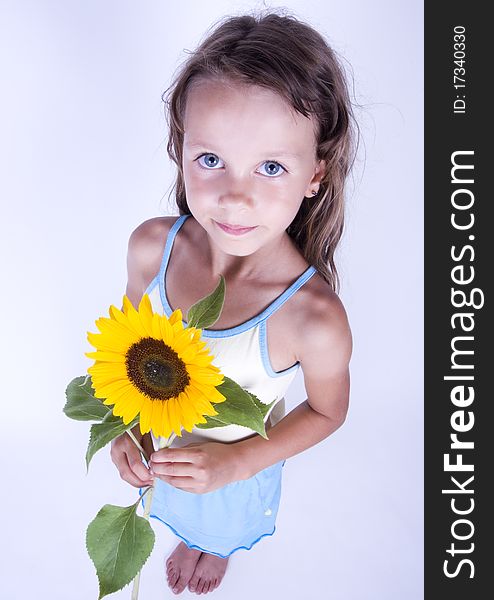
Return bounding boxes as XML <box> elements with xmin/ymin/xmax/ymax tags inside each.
<box><xmin>293</xmin><ymin>272</ymin><xmax>353</xmax><ymax>373</ymax></box>
<box><xmin>125</xmin><ymin>215</ymin><xmax>179</xmax><ymax>305</ymax></box>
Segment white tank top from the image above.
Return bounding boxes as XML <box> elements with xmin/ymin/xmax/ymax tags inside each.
<box><xmin>144</xmin><ymin>214</ymin><xmax>317</xmax><ymax>445</ymax></box>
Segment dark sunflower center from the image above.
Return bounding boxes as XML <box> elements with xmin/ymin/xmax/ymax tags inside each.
<box><xmin>144</xmin><ymin>359</ymin><xmax>174</xmax><ymax>388</ymax></box>
<box><xmin>125</xmin><ymin>337</ymin><xmax>190</xmax><ymax>400</ymax></box>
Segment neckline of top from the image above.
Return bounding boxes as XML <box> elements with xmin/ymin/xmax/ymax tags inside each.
<box><xmin>158</xmin><ymin>214</ymin><xmax>317</xmax><ymax>338</ymax></box>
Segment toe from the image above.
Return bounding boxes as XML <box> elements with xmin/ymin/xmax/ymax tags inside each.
<box><xmin>188</xmin><ymin>574</ymin><xmax>200</xmax><ymax>592</ymax></box>
<box><xmin>169</xmin><ymin>569</ymin><xmax>179</xmax><ymax>588</ymax></box>
<box><xmin>173</xmin><ymin>574</ymin><xmax>189</xmax><ymax>594</ymax></box>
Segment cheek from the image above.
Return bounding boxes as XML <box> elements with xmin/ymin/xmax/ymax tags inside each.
<box><xmin>261</xmin><ymin>195</ymin><xmax>304</xmax><ymax>230</ymax></box>
<box><xmin>183</xmin><ymin>169</ymin><xmax>216</xmax><ymax>203</ymax></box>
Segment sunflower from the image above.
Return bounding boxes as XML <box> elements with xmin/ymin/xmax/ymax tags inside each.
<box><xmin>85</xmin><ymin>294</ymin><xmax>225</xmax><ymax>438</ymax></box>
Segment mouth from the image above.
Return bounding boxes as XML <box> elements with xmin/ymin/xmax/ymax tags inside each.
<box><xmin>214</xmin><ymin>221</ymin><xmax>258</xmax><ymax>236</ymax></box>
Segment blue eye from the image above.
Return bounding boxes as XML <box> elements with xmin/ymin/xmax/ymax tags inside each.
<box><xmin>260</xmin><ymin>161</ymin><xmax>285</xmax><ymax>177</ymax></box>
<box><xmin>197</xmin><ymin>153</ymin><xmax>223</xmax><ymax>169</ymax></box>
<box><xmin>195</xmin><ymin>153</ymin><xmax>286</xmax><ymax>177</ymax></box>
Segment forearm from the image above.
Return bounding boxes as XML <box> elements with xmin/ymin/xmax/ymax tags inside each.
<box><xmin>235</xmin><ymin>399</ymin><xmax>345</xmax><ymax>480</ymax></box>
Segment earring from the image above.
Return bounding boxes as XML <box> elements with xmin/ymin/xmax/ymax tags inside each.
<box><xmin>311</xmin><ymin>190</ymin><xmax>318</xmax><ymax>196</ymax></box>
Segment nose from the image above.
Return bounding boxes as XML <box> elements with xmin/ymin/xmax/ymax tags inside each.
<box><xmin>217</xmin><ymin>175</ymin><xmax>253</xmax><ymax>211</ymax></box>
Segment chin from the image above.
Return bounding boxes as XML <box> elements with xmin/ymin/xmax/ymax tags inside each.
<box><xmin>213</xmin><ymin>237</ymin><xmax>258</xmax><ymax>257</ymax></box>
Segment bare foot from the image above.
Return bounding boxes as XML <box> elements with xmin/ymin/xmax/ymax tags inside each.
<box><xmin>165</xmin><ymin>541</ymin><xmax>202</xmax><ymax>594</ymax></box>
<box><xmin>187</xmin><ymin>552</ymin><xmax>229</xmax><ymax>594</ymax></box>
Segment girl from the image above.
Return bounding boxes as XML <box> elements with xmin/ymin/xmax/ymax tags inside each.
<box><xmin>111</xmin><ymin>11</ymin><xmax>355</xmax><ymax>596</ymax></box>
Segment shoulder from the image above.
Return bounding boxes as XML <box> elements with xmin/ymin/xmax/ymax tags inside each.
<box><xmin>293</xmin><ymin>272</ymin><xmax>353</xmax><ymax>373</ymax></box>
<box><xmin>127</xmin><ymin>215</ymin><xmax>177</xmax><ymax>255</ymax></box>
<box><xmin>125</xmin><ymin>215</ymin><xmax>180</xmax><ymax>302</ymax></box>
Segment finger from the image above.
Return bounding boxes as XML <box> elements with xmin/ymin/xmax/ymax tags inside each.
<box><xmin>128</xmin><ymin>454</ymin><xmax>154</xmax><ymax>482</ymax></box>
<box><xmin>158</xmin><ymin>474</ymin><xmax>197</xmax><ymax>491</ymax></box>
<box><xmin>117</xmin><ymin>465</ymin><xmax>148</xmax><ymax>488</ymax></box>
<box><xmin>150</xmin><ymin>447</ymin><xmax>199</xmax><ymax>463</ymax></box>
<box><xmin>150</xmin><ymin>460</ymin><xmax>198</xmax><ymax>478</ymax></box>
<box><xmin>120</xmin><ymin>454</ymin><xmax>153</xmax><ymax>488</ymax></box>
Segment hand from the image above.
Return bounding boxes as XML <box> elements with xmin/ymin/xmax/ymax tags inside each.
<box><xmin>110</xmin><ymin>431</ymin><xmax>154</xmax><ymax>489</ymax></box>
<box><xmin>149</xmin><ymin>442</ymin><xmax>243</xmax><ymax>494</ymax></box>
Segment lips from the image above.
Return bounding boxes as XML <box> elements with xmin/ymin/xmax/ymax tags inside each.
<box><xmin>215</xmin><ymin>221</ymin><xmax>257</xmax><ymax>236</ymax></box>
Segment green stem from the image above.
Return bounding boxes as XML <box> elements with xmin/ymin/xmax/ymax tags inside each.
<box><xmin>126</xmin><ymin>429</ymin><xmax>150</xmax><ymax>464</ymax></box>
<box><xmin>130</xmin><ymin>433</ymin><xmax>177</xmax><ymax>600</ymax></box>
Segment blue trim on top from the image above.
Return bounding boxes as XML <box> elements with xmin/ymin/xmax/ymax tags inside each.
<box><xmin>158</xmin><ymin>214</ymin><xmax>190</xmax><ymax>316</ymax></box>
<box><xmin>158</xmin><ymin>213</ymin><xmax>317</xmax><ymax>338</ymax></box>
<box><xmin>144</xmin><ymin>274</ymin><xmax>158</xmax><ymax>296</ymax></box>
<box><xmin>259</xmin><ymin>319</ymin><xmax>300</xmax><ymax>378</ymax></box>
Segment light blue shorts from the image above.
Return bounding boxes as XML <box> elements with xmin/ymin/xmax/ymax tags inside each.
<box><xmin>140</xmin><ymin>459</ymin><xmax>286</xmax><ymax>558</ymax></box>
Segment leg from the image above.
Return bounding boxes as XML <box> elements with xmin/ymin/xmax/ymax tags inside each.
<box><xmin>165</xmin><ymin>541</ymin><xmax>202</xmax><ymax>594</ymax></box>
<box><xmin>188</xmin><ymin>551</ymin><xmax>229</xmax><ymax>594</ymax></box>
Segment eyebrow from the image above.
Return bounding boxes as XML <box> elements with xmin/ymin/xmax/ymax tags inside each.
<box><xmin>186</xmin><ymin>142</ymin><xmax>301</xmax><ymax>159</ymax></box>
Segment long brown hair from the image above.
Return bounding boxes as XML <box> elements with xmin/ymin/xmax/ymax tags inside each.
<box><xmin>162</xmin><ymin>10</ymin><xmax>357</xmax><ymax>291</ymax></box>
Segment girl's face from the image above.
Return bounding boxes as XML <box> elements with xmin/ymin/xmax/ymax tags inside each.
<box><xmin>182</xmin><ymin>78</ymin><xmax>325</xmax><ymax>257</ymax></box>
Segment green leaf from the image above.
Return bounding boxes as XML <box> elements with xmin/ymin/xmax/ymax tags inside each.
<box><xmin>86</xmin><ymin>411</ymin><xmax>140</xmax><ymax>471</ymax></box>
<box><xmin>248</xmin><ymin>391</ymin><xmax>277</xmax><ymax>420</ymax></box>
<box><xmin>187</xmin><ymin>275</ymin><xmax>225</xmax><ymax>329</ymax></box>
<box><xmin>63</xmin><ymin>375</ymin><xmax>110</xmax><ymax>422</ymax></box>
<box><xmin>193</xmin><ymin>415</ymin><xmax>228</xmax><ymax>430</ymax></box>
<box><xmin>195</xmin><ymin>377</ymin><xmax>276</xmax><ymax>439</ymax></box>
<box><xmin>86</xmin><ymin>499</ymin><xmax>155</xmax><ymax>599</ymax></box>
<box><xmin>196</xmin><ymin>390</ymin><xmax>277</xmax><ymax>431</ymax></box>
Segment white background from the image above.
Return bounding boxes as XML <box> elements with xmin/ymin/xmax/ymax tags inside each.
<box><xmin>0</xmin><ymin>1</ymin><xmax>423</xmax><ymax>598</ymax></box>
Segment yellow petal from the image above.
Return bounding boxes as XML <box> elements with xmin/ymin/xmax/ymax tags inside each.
<box><xmin>86</xmin><ymin>331</ymin><xmax>132</xmax><ymax>354</ymax></box>
<box><xmin>151</xmin><ymin>313</ymin><xmax>162</xmax><ymax>339</ymax></box>
<box><xmin>158</xmin><ymin>400</ymin><xmax>173</xmax><ymax>439</ymax></box>
<box><xmin>186</xmin><ymin>383</ymin><xmax>221</xmax><ymax>414</ymax></box>
<box><xmin>87</xmin><ymin>360</ymin><xmax>127</xmax><ymax>374</ymax></box>
<box><xmin>182</xmin><ymin>350</ymin><xmax>214</xmax><ymax>366</ymax></box>
<box><xmin>85</xmin><ymin>351</ymin><xmax>126</xmax><ymax>363</ymax></box>
<box><xmin>92</xmin><ymin>378</ymin><xmax>131</xmax><ymax>398</ymax></box>
<box><xmin>126</xmin><ymin>303</ymin><xmax>146</xmax><ymax>336</ymax></box>
<box><xmin>90</xmin><ymin>318</ymin><xmax>137</xmax><ymax>348</ymax></box>
<box><xmin>122</xmin><ymin>295</ymin><xmax>137</xmax><ymax>316</ymax></box>
<box><xmin>109</xmin><ymin>304</ymin><xmax>142</xmax><ymax>337</ymax></box>
<box><xmin>158</xmin><ymin>315</ymin><xmax>173</xmax><ymax>345</ymax></box>
<box><xmin>139</xmin><ymin>399</ymin><xmax>153</xmax><ymax>434</ymax></box>
<box><xmin>189</xmin><ymin>328</ymin><xmax>204</xmax><ymax>343</ymax></box>
<box><xmin>120</xmin><ymin>296</ymin><xmax>152</xmax><ymax>339</ymax></box>
<box><xmin>137</xmin><ymin>294</ymin><xmax>155</xmax><ymax>337</ymax></box>
<box><xmin>120</xmin><ymin>393</ymin><xmax>145</xmax><ymax>423</ymax></box>
<box><xmin>187</xmin><ymin>381</ymin><xmax>226</xmax><ymax>406</ymax></box>
<box><xmin>169</xmin><ymin>309</ymin><xmax>183</xmax><ymax>326</ymax></box>
<box><xmin>145</xmin><ymin>399</ymin><xmax>160</xmax><ymax>437</ymax></box>
<box><xmin>179</xmin><ymin>391</ymin><xmax>208</xmax><ymax>426</ymax></box>
<box><xmin>186</xmin><ymin>367</ymin><xmax>224</xmax><ymax>384</ymax></box>
<box><xmin>171</xmin><ymin>328</ymin><xmax>195</xmax><ymax>351</ymax></box>
<box><xmin>167</xmin><ymin>398</ymin><xmax>183</xmax><ymax>437</ymax></box>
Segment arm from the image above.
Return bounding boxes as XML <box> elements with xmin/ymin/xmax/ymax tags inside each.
<box><xmin>235</xmin><ymin>293</ymin><xmax>352</xmax><ymax>479</ymax></box>
<box><xmin>110</xmin><ymin>217</ymin><xmax>174</xmax><ymax>487</ymax></box>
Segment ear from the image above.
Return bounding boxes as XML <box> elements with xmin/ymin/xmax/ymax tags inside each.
<box><xmin>304</xmin><ymin>159</ymin><xmax>326</xmax><ymax>198</ymax></box>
